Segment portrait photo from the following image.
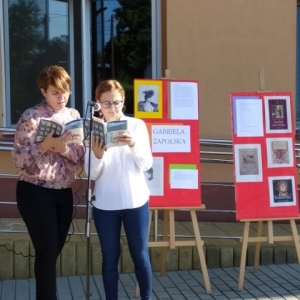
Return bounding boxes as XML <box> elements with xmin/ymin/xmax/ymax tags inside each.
<box><xmin>138</xmin><ymin>85</ymin><xmax>159</xmax><ymax>112</ymax></box>
<box><xmin>143</xmin><ymin>157</ymin><xmax>164</xmax><ymax>196</ymax></box>
<box><xmin>234</xmin><ymin>144</ymin><xmax>263</xmax><ymax>182</ymax></box>
<box><xmin>269</xmin><ymin>176</ymin><xmax>296</xmax><ymax>207</ymax></box>
<box><xmin>134</xmin><ymin>79</ymin><xmax>163</xmax><ymax>119</ymax></box>
<box><xmin>264</xmin><ymin>96</ymin><xmax>292</xmax><ymax>133</ymax></box>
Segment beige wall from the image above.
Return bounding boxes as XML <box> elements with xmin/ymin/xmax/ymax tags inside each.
<box><xmin>0</xmin><ymin>151</ymin><xmax>19</xmax><ymax>175</ymax></box>
<box><xmin>162</xmin><ymin>0</ymin><xmax>298</xmax><ymax>183</ymax></box>
<box><xmin>164</xmin><ymin>0</ymin><xmax>297</xmax><ymax>140</ymax></box>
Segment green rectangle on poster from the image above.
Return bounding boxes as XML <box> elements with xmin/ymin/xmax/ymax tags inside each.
<box><xmin>169</xmin><ymin>164</ymin><xmax>197</xmax><ymax>183</ymax></box>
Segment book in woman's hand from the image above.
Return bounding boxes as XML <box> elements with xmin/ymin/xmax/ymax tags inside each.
<box><xmin>35</xmin><ymin>118</ymin><xmax>84</xmax><ymax>144</ymax></box>
<box><xmin>83</xmin><ymin>117</ymin><xmax>128</xmax><ymax>149</ymax></box>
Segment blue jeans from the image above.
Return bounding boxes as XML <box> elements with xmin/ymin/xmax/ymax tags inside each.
<box><xmin>93</xmin><ymin>202</ymin><xmax>152</xmax><ymax>300</ymax></box>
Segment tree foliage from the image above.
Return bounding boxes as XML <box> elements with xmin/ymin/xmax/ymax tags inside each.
<box><xmin>104</xmin><ymin>0</ymin><xmax>151</xmax><ymax>114</ymax></box>
<box><xmin>106</xmin><ymin>0</ymin><xmax>151</xmax><ymax>80</ymax></box>
<box><xmin>9</xmin><ymin>0</ymin><xmax>44</xmax><ymax>123</ymax></box>
<box><xmin>9</xmin><ymin>0</ymin><xmax>69</xmax><ymax>123</ymax></box>
<box><xmin>9</xmin><ymin>0</ymin><xmax>43</xmax><ymax>67</ymax></box>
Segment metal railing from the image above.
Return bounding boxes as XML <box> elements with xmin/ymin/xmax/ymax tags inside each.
<box><xmin>1</xmin><ymin>127</ymin><xmax>300</xmax><ymax>239</ymax></box>
<box><xmin>0</xmin><ymin>127</ymin><xmax>15</xmax><ymax>151</ymax></box>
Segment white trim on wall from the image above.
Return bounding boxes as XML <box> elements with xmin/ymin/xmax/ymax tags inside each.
<box><xmin>81</xmin><ymin>0</ymin><xmax>92</xmax><ymax>113</ymax></box>
<box><xmin>69</xmin><ymin>0</ymin><xmax>75</xmax><ymax>108</ymax></box>
<box><xmin>0</xmin><ymin>0</ymin><xmax>4</xmax><ymax>126</ymax></box>
<box><xmin>151</xmin><ymin>0</ymin><xmax>162</xmax><ymax>79</ymax></box>
<box><xmin>1</xmin><ymin>0</ymin><xmax>10</xmax><ymax>126</ymax></box>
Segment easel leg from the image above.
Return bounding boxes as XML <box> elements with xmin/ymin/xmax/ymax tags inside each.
<box><xmin>267</xmin><ymin>220</ymin><xmax>274</xmax><ymax>244</ymax></box>
<box><xmin>154</xmin><ymin>210</ymin><xmax>158</xmax><ymax>242</ymax></box>
<box><xmin>161</xmin><ymin>210</ymin><xmax>169</xmax><ymax>276</ymax></box>
<box><xmin>290</xmin><ymin>219</ymin><xmax>300</xmax><ymax>263</ymax></box>
<box><xmin>254</xmin><ymin>220</ymin><xmax>263</xmax><ymax>272</ymax></box>
<box><xmin>135</xmin><ymin>283</ymin><xmax>140</xmax><ymax>298</ymax></box>
<box><xmin>148</xmin><ymin>210</ymin><xmax>153</xmax><ymax>238</ymax></box>
<box><xmin>190</xmin><ymin>210</ymin><xmax>211</xmax><ymax>294</ymax></box>
<box><xmin>169</xmin><ymin>210</ymin><xmax>175</xmax><ymax>249</ymax></box>
<box><xmin>238</xmin><ymin>221</ymin><xmax>250</xmax><ymax>291</ymax></box>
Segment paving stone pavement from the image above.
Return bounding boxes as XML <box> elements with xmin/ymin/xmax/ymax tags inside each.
<box><xmin>1</xmin><ymin>264</ymin><xmax>300</xmax><ymax>300</ymax></box>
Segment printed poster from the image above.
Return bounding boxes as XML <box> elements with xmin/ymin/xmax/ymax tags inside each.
<box><xmin>234</xmin><ymin>144</ymin><xmax>262</xmax><ymax>182</ymax></box>
<box><xmin>268</xmin><ymin>177</ymin><xmax>296</xmax><ymax>207</ymax></box>
<box><xmin>231</xmin><ymin>92</ymin><xmax>298</xmax><ymax>219</ymax></box>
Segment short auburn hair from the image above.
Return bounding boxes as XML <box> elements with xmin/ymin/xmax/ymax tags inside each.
<box><xmin>95</xmin><ymin>80</ymin><xmax>125</xmax><ymax>101</ymax></box>
<box><xmin>37</xmin><ymin>65</ymin><xmax>71</xmax><ymax>93</ymax></box>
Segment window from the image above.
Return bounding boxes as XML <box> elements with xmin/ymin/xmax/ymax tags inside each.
<box><xmin>1</xmin><ymin>0</ymin><xmax>160</xmax><ymax>125</ymax></box>
<box><xmin>91</xmin><ymin>0</ymin><xmax>153</xmax><ymax>115</ymax></box>
<box><xmin>3</xmin><ymin>0</ymin><xmax>71</xmax><ymax>125</ymax></box>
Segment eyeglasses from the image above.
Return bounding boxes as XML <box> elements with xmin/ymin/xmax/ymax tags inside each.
<box><xmin>100</xmin><ymin>100</ymin><xmax>123</xmax><ymax>109</ymax></box>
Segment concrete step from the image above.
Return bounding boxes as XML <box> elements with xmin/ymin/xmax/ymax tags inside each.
<box><xmin>0</xmin><ymin>218</ymin><xmax>299</xmax><ymax>280</ymax></box>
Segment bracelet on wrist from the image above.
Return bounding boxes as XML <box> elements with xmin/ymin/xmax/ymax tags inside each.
<box><xmin>61</xmin><ymin>146</ymin><xmax>70</xmax><ymax>156</ymax></box>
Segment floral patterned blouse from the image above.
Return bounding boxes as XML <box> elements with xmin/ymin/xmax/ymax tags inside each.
<box><xmin>11</xmin><ymin>101</ymin><xmax>84</xmax><ymax>189</ymax></box>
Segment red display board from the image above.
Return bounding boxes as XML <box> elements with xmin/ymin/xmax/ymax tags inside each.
<box><xmin>230</xmin><ymin>92</ymin><xmax>299</xmax><ymax>220</ymax></box>
<box><xmin>134</xmin><ymin>79</ymin><xmax>202</xmax><ymax>207</ymax></box>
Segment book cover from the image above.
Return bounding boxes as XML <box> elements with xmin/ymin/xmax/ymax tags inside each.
<box><xmin>271</xmin><ymin>140</ymin><xmax>289</xmax><ymax>164</ymax></box>
<box><xmin>238</xmin><ymin>148</ymin><xmax>259</xmax><ymax>175</ymax></box>
<box><xmin>83</xmin><ymin>118</ymin><xmax>127</xmax><ymax>149</ymax></box>
<box><xmin>268</xmin><ymin>99</ymin><xmax>288</xmax><ymax>130</ymax></box>
<box><xmin>83</xmin><ymin>117</ymin><xmax>105</xmax><ymax>147</ymax></box>
<box><xmin>35</xmin><ymin>118</ymin><xmax>83</xmax><ymax>144</ymax></box>
<box><xmin>271</xmin><ymin>179</ymin><xmax>294</xmax><ymax>204</ymax></box>
<box><xmin>106</xmin><ymin>120</ymin><xmax>127</xmax><ymax>148</ymax></box>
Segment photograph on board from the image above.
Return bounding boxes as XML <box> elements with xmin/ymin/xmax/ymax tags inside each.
<box><xmin>268</xmin><ymin>176</ymin><xmax>296</xmax><ymax>207</ymax></box>
<box><xmin>234</xmin><ymin>144</ymin><xmax>263</xmax><ymax>182</ymax></box>
<box><xmin>134</xmin><ymin>79</ymin><xmax>163</xmax><ymax>119</ymax></box>
<box><xmin>264</xmin><ymin>96</ymin><xmax>292</xmax><ymax>133</ymax></box>
<box><xmin>144</xmin><ymin>157</ymin><xmax>164</xmax><ymax>196</ymax></box>
<box><xmin>266</xmin><ymin>138</ymin><xmax>293</xmax><ymax>168</ymax></box>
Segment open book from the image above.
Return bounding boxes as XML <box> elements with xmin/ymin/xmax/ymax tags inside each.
<box><xmin>35</xmin><ymin>117</ymin><xmax>128</xmax><ymax>149</ymax></box>
<box><xmin>35</xmin><ymin>118</ymin><xmax>84</xmax><ymax>144</ymax></box>
<box><xmin>83</xmin><ymin>117</ymin><xmax>128</xmax><ymax>149</ymax></box>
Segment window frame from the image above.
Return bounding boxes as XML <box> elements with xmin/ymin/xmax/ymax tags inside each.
<box><xmin>1</xmin><ymin>0</ymin><xmax>9</xmax><ymax>126</ymax></box>
<box><xmin>297</xmin><ymin>2</ymin><xmax>300</xmax><ymax>128</ymax></box>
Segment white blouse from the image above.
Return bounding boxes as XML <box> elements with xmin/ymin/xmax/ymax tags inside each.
<box><xmin>84</xmin><ymin>114</ymin><xmax>153</xmax><ymax>210</ymax></box>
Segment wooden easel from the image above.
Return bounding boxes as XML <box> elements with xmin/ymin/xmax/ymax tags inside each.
<box><xmin>237</xmin><ymin>71</ymin><xmax>300</xmax><ymax>289</ymax></box>
<box><xmin>238</xmin><ymin>217</ymin><xmax>300</xmax><ymax>290</ymax></box>
<box><xmin>135</xmin><ymin>206</ymin><xmax>211</xmax><ymax>296</ymax></box>
<box><xmin>134</xmin><ymin>69</ymin><xmax>209</xmax><ymax>295</ymax></box>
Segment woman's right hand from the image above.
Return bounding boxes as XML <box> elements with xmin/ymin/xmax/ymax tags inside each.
<box><xmin>40</xmin><ymin>130</ymin><xmax>73</xmax><ymax>154</ymax></box>
<box><xmin>92</xmin><ymin>135</ymin><xmax>105</xmax><ymax>159</ymax></box>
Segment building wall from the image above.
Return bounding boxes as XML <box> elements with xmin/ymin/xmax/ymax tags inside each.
<box><xmin>163</xmin><ymin>0</ymin><xmax>297</xmax><ymax>184</ymax></box>
<box><xmin>164</xmin><ymin>0</ymin><xmax>296</xmax><ymax>139</ymax></box>
<box><xmin>0</xmin><ymin>0</ymin><xmax>298</xmax><ymax>220</ymax></box>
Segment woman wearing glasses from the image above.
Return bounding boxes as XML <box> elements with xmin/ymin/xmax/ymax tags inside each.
<box><xmin>84</xmin><ymin>80</ymin><xmax>153</xmax><ymax>300</ymax></box>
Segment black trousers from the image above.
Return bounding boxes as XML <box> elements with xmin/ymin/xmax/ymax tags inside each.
<box><xmin>16</xmin><ymin>180</ymin><xmax>73</xmax><ymax>300</ymax></box>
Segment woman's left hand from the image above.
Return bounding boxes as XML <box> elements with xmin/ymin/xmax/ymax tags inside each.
<box><xmin>115</xmin><ymin>131</ymin><xmax>135</xmax><ymax>147</ymax></box>
<box><xmin>92</xmin><ymin>135</ymin><xmax>105</xmax><ymax>159</ymax></box>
